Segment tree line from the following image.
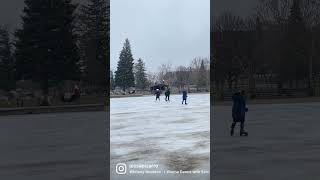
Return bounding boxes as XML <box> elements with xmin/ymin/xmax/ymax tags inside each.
<box><xmin>212</xmin><ymin>0</ymin><xmax>320</xmax><ymax>96</ymax></box>
<box><xmin>0</xmin><ymin>0</ymin><xmax>109</xmax><ymax>105</ymax></box>
<box><xmin>111</xmin><ymin>39</ymin><xmax>210</xmax><ymax>92</ymax></box>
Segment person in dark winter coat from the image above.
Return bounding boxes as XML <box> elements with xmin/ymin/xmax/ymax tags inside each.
<box><xmin>230</xmin><ymin>90</ymin><xmax>248</xmax><ymax>136</ymax></box>
<box><xmin>182</xmin><ymin>90</ymin><xmax>188</xmax><ymax>105</ymax></box>
<box><xmin>165</xmin><ymin>88</ymin><xmax>170</xmax><ymax>101</ymax></box>
<box><xmin>155</xmin><ymin>89</ymin><xmax>160</xmax><ymax>101</ymax></box>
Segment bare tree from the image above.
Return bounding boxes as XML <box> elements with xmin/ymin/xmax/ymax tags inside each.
<box><xmin>190</xmin><ymin>57</ymin><xmax>203</xmax><ymax>70</ymax></box>
<box><xmin>213</xmin><ymin>12</ymin><xmax>247</xmax><ymax>32</ymax></box>
<box><xmin>175</xmin><ymin>66</ymin><xmax>190</xmax><ymax>90</ymax></box>
<box><xmin>256</xmin><ymin>0</ymin><xmax>291</xmax><ymax>25</ymax></box>
<box><xmin>147</xmin><ymin>72</ymin><xmax>158</xmax><ymax>86</ymax></box>
<box><xmin>256</xmin><ymin>0</ymin><xmax>320</xmax><ymax>92</ymax></box>
<box><xmin>213</xmin><ymin>12</ymin><xmax>252</xmax><ymax>90</ymax></box>
<box><xmin>190</xmin><ymin>57</ymin><xmax>210</xmax><ymax>89</ymax></box>
<box><xmin>157</xmin><ymin>63</ymin><xmax>173</xmax><ymax>85</ymax></box>
<box><xmin>256</xmin><ymin>0</ymin><xmax>320</xmax><ymax>27</ymax></box>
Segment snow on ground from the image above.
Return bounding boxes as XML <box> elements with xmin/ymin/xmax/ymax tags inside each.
<box><xmin>110</xmin><ymin>93</ymin><xmax>210</xmax><ymax>180</ymax></box>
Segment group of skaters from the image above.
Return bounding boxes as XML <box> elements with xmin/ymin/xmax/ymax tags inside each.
<box><xmin>154</xmin><ymin>88</ymin><xmax>188</xmax><ymax>105</ymax></box>
<box><xmin>155</xmin><ymin>87</ymin><xmax>249</xmax><ymax>136</ymax></box>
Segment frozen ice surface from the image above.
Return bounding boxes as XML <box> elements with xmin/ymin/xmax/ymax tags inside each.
<box><xmin>213</xmin><ymin>102</ymin><xmax>320</xmax><ymax>180</ymax></box>
<box><xmin>110</xmin><ymin>93</ymin><xmax>210</xmax><ymax>180</ymax></box>
<box><xmin>0</xmin><ymin>111</ymin><xmax>108</xmax><ymax>180</ymax></box>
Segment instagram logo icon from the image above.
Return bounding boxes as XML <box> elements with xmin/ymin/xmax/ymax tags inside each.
<box><xmin>116</xmin><ymin>163</ymin><xmax>127</xmax><ymax>175</ymax></box>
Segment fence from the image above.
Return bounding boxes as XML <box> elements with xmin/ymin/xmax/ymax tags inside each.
<box><xmin>212</xmin><ymin>75</ymin><xmax>312</xmax><ymax>100</ymax></box>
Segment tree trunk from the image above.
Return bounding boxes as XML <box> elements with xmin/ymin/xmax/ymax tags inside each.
<box><xmin>308</xmin><ymin>31</ymin><xmax>314</xmax><ymax>96</ymax></box>
<box><xmin>41</xmin><ymin>76</ymin><xmax>50</xmax><ymax>106</ymax></box>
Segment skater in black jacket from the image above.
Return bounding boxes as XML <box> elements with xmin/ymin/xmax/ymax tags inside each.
<box><xmin>165</xmin><ymin>88</ymin><xmax>170</xmax><ymax>101</ymax></box>
<box><xmin>155</xmin><ymin>89</ymin><xmax>161</xmax><ymax>101</ymax></box>
<box><xmin>230</xmin><ymin>90</ymin><xmax>248</xmax><ymax>136</ymax></box>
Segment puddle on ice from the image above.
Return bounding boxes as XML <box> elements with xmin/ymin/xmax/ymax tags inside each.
<box><xmin>110</xmin><ymin>93</ymin><xmax>210</xmax><ymax>180</ymax></box>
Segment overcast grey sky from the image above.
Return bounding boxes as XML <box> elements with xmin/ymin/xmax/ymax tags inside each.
<box><xmin>1</xmin><ymin>0</ymin><xmax>259</xmax><ymax>72</ymax></box>
<box><xmin>0</xmin><ymin>0</ymin><xmax>256</xmax><ymax>32</ymax></box>
<box><xmin>111</xmin><ymin>0</ymin><xmax>210</xmax><ymax>73</ymax></box>
<box><xmin>0</xmin><ymin>0</ymin><xmax>257</xmax><ymax>32</ymax></box>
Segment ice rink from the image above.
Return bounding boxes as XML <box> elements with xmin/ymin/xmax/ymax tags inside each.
<box><xmin>213</xmin><ymin>102</ymin><xmax>320</xmax><ymax>180</ymax></box>
<box><xmin>110</xmin><ymin>93</ymin><xmax>210</xmax><ymax>180</ymax></box>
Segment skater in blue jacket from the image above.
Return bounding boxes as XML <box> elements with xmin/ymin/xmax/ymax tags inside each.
<box><xmin>182</xmin><ymin>90</ymin><xmax>188</xmax><ymax>105</ymax></box>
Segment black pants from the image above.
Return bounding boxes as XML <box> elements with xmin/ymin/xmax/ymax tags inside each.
<box><xmin>231</xmin><ymin>117</ymin><xmax>245</xmax><ymax>131</ymax></box>
<box><xmin>165</xmin><ymin>95</ymin><xmax>170</xmax><ymax>101</ymax></box>
<box><xmin>182</xmin><ymin>99</ymin><xmax>187</xmax><ymax>104</ymax></box>
<box><xmin>156</xmin><ymin>96</ymin><xmax>160</xmax><ymax>101</ymax></box>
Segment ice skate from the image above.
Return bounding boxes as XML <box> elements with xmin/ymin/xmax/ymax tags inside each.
<box><xmin>230</xmin><ymin>128</ymin><xmax>234</xmax><ymax>136</ymax></box>
<box><xmin>240</xmin><ymin>130</ymin><xmax>248</xmax><ymax>136</ymax></box>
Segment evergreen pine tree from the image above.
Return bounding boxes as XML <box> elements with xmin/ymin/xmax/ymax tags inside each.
<box><xmin>115</xmin><ymin>39</ymin><xmax>135</xmax><ymax>91</ymax></box>
<box><xmin>197</xmin><ymin>60</ymin><xmax>207</xmax><ymax>89</ymax></box>
<box><xmin>135</xmin><ymin>58</ymin><xmax>148</xmax><ymax>90</ymax></box>
<box><xmin>280</xmin><ymin>0</ymin><xmax>307</xmax><ymax>84</ymax></box>
<box><xmin>78</xmin><ymin>0</ymin><xmax>109</xmax><ymax>88</ymax></box>
<box><xmin>15</xmin><ymin>0</ymin><xmax>80</xmax><ymax>105</ymax></box>
<box><xmin>0</xmin><ymin>26</ymin><xmax>15</xmax><ymax>90</ymax></box>
<box><xmin>110</xmin><ymin>70</ymin><xmax>115</xmax><ymax>90</ymax></box>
